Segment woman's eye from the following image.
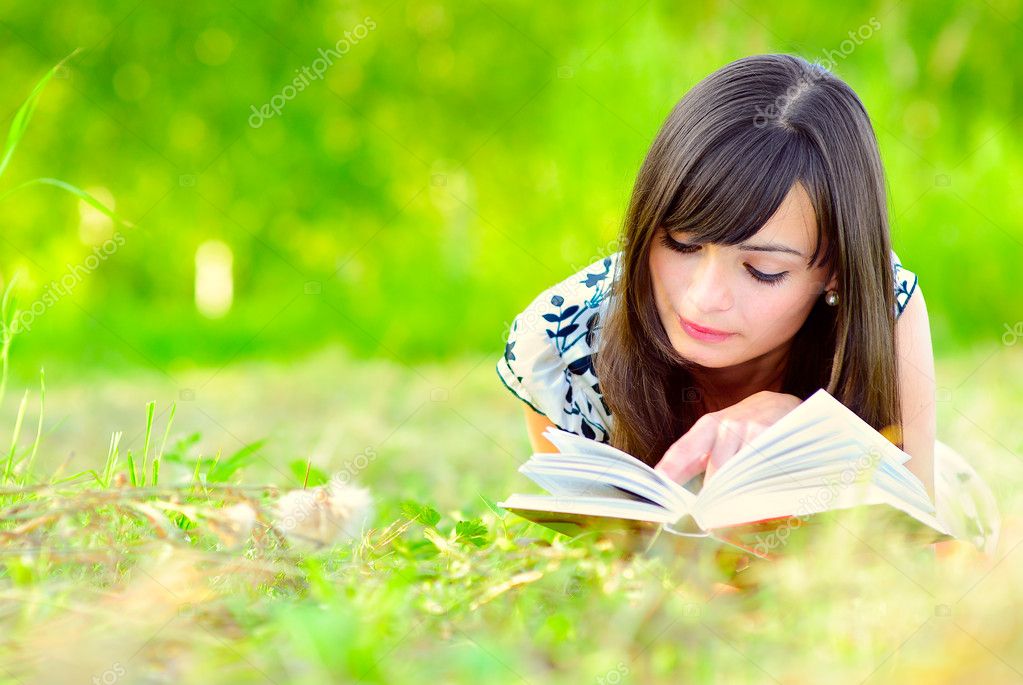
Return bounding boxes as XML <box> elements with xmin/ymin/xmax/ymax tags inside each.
<box><xmin>746</xmin><ymin>266</ymin><xmax>789</xmax><ymax>286</ymax></box>
<box><xmin>660</xmin><ymin>233</ymin><xmax>789</xmax><ymax>286</ymax></box>
<box><xmin>659</xmin><ymin>233</ymin><xmax>700</xmax><ymax>254</ymax></box>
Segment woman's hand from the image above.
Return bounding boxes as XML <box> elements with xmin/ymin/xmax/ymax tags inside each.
<box><xmin>654</xmin><ymin>390</ymin><xmax>803</xmax><ymax>485</ymax></box>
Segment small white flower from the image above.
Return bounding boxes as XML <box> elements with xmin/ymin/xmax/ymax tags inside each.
<box><xmin>273</xmin><ymin>482</ymin><xmax>374</xmax><ymax>548</ymax></box>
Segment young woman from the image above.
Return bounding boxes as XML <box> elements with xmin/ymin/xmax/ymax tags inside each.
<box><xmin>497</xmin><ymin>54</ymin><xmax>998</xmax><ymax>553</ymax></box>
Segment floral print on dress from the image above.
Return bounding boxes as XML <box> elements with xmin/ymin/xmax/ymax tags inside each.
<box><xmin>496</xmin><ymin>254</ymin><xmax>621</xmax><ymax>443</ymax></box>
<box><xmin>891</xmin><ymin>250</ymin><xmax>919</xmax><ymax>316</ymax></box>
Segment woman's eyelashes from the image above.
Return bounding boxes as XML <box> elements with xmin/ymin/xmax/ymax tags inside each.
<box><xmin>659</xmin><ymin>232</ymin><xmax>700</xmax><ymax>254</ymax></box>
<box><xmin>746</xmin><ymin>265</ymin><xmax>788</xmax><ymax>286</ymax></box>
<box><xmin>658</xmin><ymin>233</ymin><xmax>789</xmax><ymax>286</ymax></box>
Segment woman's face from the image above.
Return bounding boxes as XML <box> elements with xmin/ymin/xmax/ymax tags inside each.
<box><xmin>648</xmin><ymin>182</ymin><xmax>836</xmax><ymax>369</ymax></box>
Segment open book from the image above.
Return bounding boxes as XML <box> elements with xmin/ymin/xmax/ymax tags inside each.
<box><xmin>498</xmin><ymin>388</ymin><xmax>954</xmax><ymax>558</ymax></box>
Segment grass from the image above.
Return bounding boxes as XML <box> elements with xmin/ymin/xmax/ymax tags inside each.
<box><xmin>0</xmin><ymin>456</ymin><xmax>1018</xmax><ymax>684</ymax></box>
<box><xmin>0</xmin><ymin>299</ymin><xmax>1020</xmax><ymax>683</ymax></box>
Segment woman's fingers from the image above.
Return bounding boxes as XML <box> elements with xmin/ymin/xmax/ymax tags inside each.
<box><xmin>655</xmin><ymin>392</ymin><xmax>803</xmax><ymax>487</ymax></box>
<box><xmin>707</xmin><ymin>418</ymin><xmax>747</xmax><ymax>474</ymax></box>
<box><xmin>655</xmin><ymin>416</ymin><xmax>717</xmax><ymax>484</ymax></box>
<box><xmin>657</xmin><ymin>447</ymin><xmax>709</xmax><ymax>485</ymax></box>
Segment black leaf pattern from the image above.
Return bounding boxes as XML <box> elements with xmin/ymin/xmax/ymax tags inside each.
<box><xmin>553</xmin><ymin>323</ymin><xmax>579</xmax><ymax>338</ymax></box>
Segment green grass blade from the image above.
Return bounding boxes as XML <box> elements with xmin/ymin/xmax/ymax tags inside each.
<box><xmin>0</xmin><ymin>275</ymin><xmax>20</xmax><ymax>404</ymax></box>
<box><xmin>21</xmin><ymin>367</ymin><xmax>45</xmax><ymax>484</ymax></box>
<box><xmin>140</xmin><ymin>401</ymin><xmax>155</xmax><ymax>487</ymax></box>
<box><xmin>0</xmin><ymin>50</ymin><xmax>79</xmax><ymax>180</ymax></box>
<box><xmin>126</xmin><ymin>449</ymin><xmax>138</xmax><ymax>487</ymax></box>
<box><xmin>207</xmin><ymin>440</ymin><xmax>264</xmax><ymax>484</ymax></box>
<box><xmin>0</xmin><ymin>178</ymin><xmax>132</xmax><ymax>227</ymax></box>
<box><xmin>190</xmin><ymin>452</ymin><xmax>203</xmax><ymax>485</ymax></box>
<box><xmin>152</xmin><ymin>402</ymin><xmax>176</xmax><ymax>488</ymax></box>
<box><xmin>49</xmin><ymin>469</ymin><xmax>103</xmax><ymax>486</ymax></box>
<box><xmin>3</xmin><ymin>390</ymin><xmax>29</xmax><ymax>485</ymax></box>
<box><xmin>202</xmin><ymin>448</ymin><xmax>223</xmax><ymax>488</ymax></box>
<box><xmin>102</xmin><ymin>431</ymin><xmax>123</xmax><ymax>488</ymax></box>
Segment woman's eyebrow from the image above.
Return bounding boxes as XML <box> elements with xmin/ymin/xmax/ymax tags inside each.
<box><xmin>737</xmin><ymin>241</ymin><xmax>804</xmax><ymax>258</ymax></box>
<box><xmin>667</xmin><ymin>229</ymin><xmax>806</xmax><ymax>258</ymax></box>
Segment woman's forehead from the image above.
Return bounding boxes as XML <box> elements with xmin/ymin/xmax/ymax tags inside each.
<box><xmin>751</xmin><ymin>182</ymin><xmax>819</xmax><ymax>255</ymax></box>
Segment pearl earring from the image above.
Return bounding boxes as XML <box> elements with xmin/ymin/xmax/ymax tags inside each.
<box><xmin>824</xmin><ymin>290</ymin><xmax>839</xmax><ymax>306</ymax></box>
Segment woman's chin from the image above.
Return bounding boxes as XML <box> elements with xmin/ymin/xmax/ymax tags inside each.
<box><xmin>672</xmin><ymin>339</ymin><xmax>736</xmax><ymax>368</ymax></box>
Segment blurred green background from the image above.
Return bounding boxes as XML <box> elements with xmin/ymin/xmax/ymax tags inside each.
<box><xmin>0</xmin><ymin>0</ymin><xmax>1020</xmax><ymax>384</ymax></box>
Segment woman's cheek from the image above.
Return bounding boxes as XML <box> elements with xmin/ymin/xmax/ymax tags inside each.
<box><xmin>762</xmin><ymin>288</ymin><xmax>815</xmax><ymax>332</ymax></box>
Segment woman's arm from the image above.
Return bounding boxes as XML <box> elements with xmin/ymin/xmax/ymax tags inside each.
<box><xmin>523</xmin><ymin>404</ymin><xmax>559</xmax><ymax>453</ymax></box>
<box><xmin>895</xmin><ymin>285</ymin><xmax>937</xmax><ymax>503</ymax></box>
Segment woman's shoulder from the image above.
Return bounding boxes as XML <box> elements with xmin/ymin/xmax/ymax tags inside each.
<box><xmin>494</xmin><ymin>252</ymin><xmax>621</xmax><ymax>441</ymax></box>
<box><xmin>514</xmin><ymin>251</ymin><xmax>620</xmax><ymax>358</ymax></box>
<box><xmin>891</xmin><ymin>249</ymin><xmax>919</xmax><ymax>320</ymax></box>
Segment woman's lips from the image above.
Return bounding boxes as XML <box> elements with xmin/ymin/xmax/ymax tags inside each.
<box><xmin>679</xmin><ymin>315</ymin><xmax>735</xmax><ymax>342</ymax></box>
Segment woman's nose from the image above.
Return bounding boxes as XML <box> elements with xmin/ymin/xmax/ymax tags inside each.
<box><xmin>686</xmin><ymin>251</ymin><xmax>733</xmax><ymax>313</ymax></box>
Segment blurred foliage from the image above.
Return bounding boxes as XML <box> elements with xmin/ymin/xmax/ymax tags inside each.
<box><xmin>0</xmin><ymin>1</ymin><xmax>1020</xmax><ymax>380</ymax></box>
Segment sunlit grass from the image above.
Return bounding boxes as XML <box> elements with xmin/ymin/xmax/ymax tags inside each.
<box><xmin>0</xmin><ymin>302</ymin><xmax>1018</xmax><ymax>683</ymax></box>
<box><xmin>0</xmin><ymin>445</ymin><xmax>1016</xmax><ymax>684</ymax></box>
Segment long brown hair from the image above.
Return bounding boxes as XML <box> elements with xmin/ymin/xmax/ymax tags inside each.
<box><xmin>595</xmin><ymin>54</ymin><xmax>902</xmax><ymax>467</ymax></box>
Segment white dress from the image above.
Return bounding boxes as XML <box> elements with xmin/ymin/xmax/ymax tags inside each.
<box><xmin>497</xmin><ymin>250</ymin><xmax>1000</xmax><ymax>554</ymax></box>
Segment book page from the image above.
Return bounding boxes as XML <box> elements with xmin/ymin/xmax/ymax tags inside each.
<box><xmin>695</xmin><ymin>479</ymin><xmax>949</xmax><ymax>536</ymax></box>
<box><xmin>519</xmin><ymin>462</ymin><xmax>684</xmax><ymax>511</ymax></box>
<box><xmin>689</xmin><ymin>389</ymin><xmax>943</xmax><ymax>534</ymax></box>
<box><xmin>515</xmin><ymin>464</ymin><xmax>648</xmax><ymax>502</ymax></box>
<box><xmin>528</xmin><ymin>452</ymin><xmax>695</xmax><ymax>504</ymax></box>
<box><xmin>538</xmin><ymin>427</ymin><xmax>697</xmax><ymax>506</ymax></box>
<box><xmin>697</xmin><ymin>404</ymin><xmax>834</xmax><ymax>500</ymax></box>
<box><xmin>497</xmin><ymin>493</ymin><xmax>679</xmax><ymax>524</ymax></box>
